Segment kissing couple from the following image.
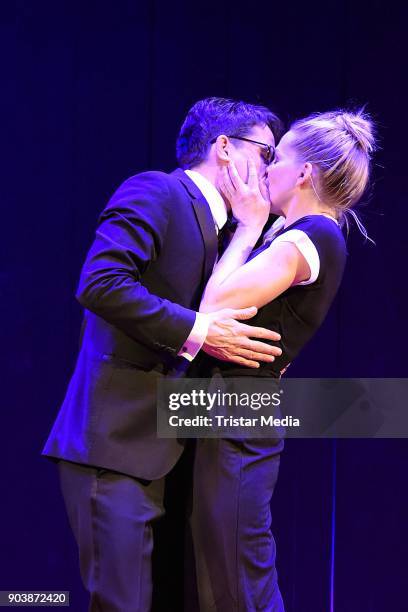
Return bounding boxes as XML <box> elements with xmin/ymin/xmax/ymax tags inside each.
<box><xmin>43</xmin><ymin>96</ymin><xmax>375</xmax><ymax>611</ymax></box>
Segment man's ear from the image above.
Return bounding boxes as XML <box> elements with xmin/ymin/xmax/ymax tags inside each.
<box><xmin>214</xmin><ymin>135</ymin><xmax>231</xmax><ymax>164</ymax></box>
<box><xmin>296</xmin><ymin>162</ymin><xmax>313</xmax><ymax>187</ymax></box>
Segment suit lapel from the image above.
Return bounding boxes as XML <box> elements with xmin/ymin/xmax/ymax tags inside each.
<box><xmin>172</xmin><ymin>168</ymin><xmax>218</xmax><ymax>285</ymax></box>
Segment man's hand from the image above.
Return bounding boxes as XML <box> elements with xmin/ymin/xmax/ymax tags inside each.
<box><xmin>202</xmin><ymin>306</ymin><xmax>282</xmax><ymax>368</ymax></box>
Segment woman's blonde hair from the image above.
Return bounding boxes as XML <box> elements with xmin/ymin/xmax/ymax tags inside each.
<box><xmin>291</xmin><ymin>108</ymin><xmax>376</xmax><ymax>238</ymax></box>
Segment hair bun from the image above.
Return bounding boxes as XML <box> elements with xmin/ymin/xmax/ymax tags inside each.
<box><xmin>336</xmin><ymin>110</ymin><xmax>375</xmax><ymax>155</ymax></box>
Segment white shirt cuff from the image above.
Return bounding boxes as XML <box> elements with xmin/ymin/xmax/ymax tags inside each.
<box><xmin>177</xmin><ymin>312</ymin><xmax>209</xmax><ymax>361</ymax></box>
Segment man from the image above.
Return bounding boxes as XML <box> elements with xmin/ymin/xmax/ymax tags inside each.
<box><xmin>42</xmin><ymin>97</ymin><xmax>283</xmax><ymax>611</ymax></box>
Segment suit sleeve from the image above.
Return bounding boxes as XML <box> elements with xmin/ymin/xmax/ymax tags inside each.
<box><xmin>75</xmin><ymin>172</ymin><xmax>196</xmax><ymax>353</ymax></box>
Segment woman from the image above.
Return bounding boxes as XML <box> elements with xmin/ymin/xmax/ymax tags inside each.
<box><xmin>190</xmin><ymin>109</ymin><xmax>375</xmax><ymax>612</ymax></box>
<box><xmin>199</xmin><ymin>108</ymin><xmax>375</xmax><ymax>375</ymax></box>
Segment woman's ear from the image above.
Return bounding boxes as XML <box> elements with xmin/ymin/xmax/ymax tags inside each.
<box><xmin>215</xmin><ymin>135</ymin><xmax>231</xmax><ymax>164</ymax></box>
<box><xmin>296</xmin><ymin>162</ymin><xmax>313</xmax><ymax>186</ymax></box>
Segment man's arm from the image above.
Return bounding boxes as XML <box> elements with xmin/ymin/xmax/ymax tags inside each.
<box><xmin>76</xmin><ymin>172</ymin><xmax>195</xmax><ymax>354</ymax></box>
<box><xmin>77</xmin><ymin>171</ymin><xmax>282</xmax><ymax>366</ymax></box>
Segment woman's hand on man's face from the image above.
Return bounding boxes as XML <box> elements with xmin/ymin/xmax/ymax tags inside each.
<box><xmin>218</xmin><ymin>159</ymin><xmax>270</xmax><ymax>230</ymax></box>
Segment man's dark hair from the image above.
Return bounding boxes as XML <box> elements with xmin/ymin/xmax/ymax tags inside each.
<box><xmin>176</xmin><ymin>97</ymin><xmax>284</xmax><ymax>169</ymax></box>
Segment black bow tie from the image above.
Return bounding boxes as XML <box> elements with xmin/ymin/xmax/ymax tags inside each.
<box><xmin>217</xmin><ymin>215</ymin><xmax>238</xmax><ymax>257</ymax></box>
<box><xmin>224</xmin><ymin>215</ymin><xmax>238</xmax><ymax>232</ymax></box>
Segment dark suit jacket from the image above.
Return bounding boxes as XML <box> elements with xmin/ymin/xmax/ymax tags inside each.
<box><xmin>42</xmin><ymin>169</ymin><xmax>218</xmax><ymax>479</ymax></box>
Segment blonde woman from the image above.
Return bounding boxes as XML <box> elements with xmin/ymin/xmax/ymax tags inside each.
<box><xmin>191</xmin><ymin>110</ymin><xmax>375</xmax><ymax>612</ymax></box>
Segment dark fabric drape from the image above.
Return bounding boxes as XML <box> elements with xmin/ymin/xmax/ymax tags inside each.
<box><xmin>4</xmin><ymin>1</ymin><xmax>408</xmax><ymax>610</ymax></box>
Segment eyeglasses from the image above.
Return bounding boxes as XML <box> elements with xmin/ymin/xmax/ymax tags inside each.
<box><xmin>210</xmin><ymin>135</ymin><xmax>276</xmax><ymax>164</ymax></box>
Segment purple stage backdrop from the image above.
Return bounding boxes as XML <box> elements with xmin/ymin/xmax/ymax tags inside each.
<box><xmin>4</xmin><ymin>1</ymin><xmax>408</xmax><ymax>610</ymax></box>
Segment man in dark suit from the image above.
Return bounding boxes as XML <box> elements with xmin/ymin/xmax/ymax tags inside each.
<box><xmin>42</xmin><ymin>97</ymin><xmax>283</xmax><ymax>611</ymax></box>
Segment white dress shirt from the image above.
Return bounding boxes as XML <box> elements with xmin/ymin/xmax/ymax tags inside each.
<box><xmin>177</xmin><ymin>169</ymin><xmax>228</xmax><ymax>361</ymax></box>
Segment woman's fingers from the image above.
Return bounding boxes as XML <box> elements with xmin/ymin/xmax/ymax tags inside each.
<box><xmin>227</xmin><ymin>159</ymin><xmax>243</xmax><ymax>191</ymax></box>
<box><xmin>229</xmin><ymin>158</ymin><xmax>260</xmax><ymax>196</ymax></box>
<box><xmin>218</xmin><ymin>166</ymin><xmax>235</xmax><ymax>199</ymax></box>
<box><xmin>247</xmin><ymin>158</ymin><xmax>259</xmax><ymax>190</ymax></box>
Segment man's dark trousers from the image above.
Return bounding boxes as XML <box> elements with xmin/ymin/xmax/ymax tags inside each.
<box><xmin>43</xmin><ymin>169</ymin><xmax>219</xmax><ymax>611</ymax></box>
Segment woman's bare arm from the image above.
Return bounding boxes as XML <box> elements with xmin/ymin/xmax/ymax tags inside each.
<box><xmin>200</xmin><ymin>238</ymin><xmax>310</xmax><ymax>312</ymax></box>
<box><xmin>200</xmin><ymin>158</ymin><xmax>310</xmax><ymax>313</ymax></box>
